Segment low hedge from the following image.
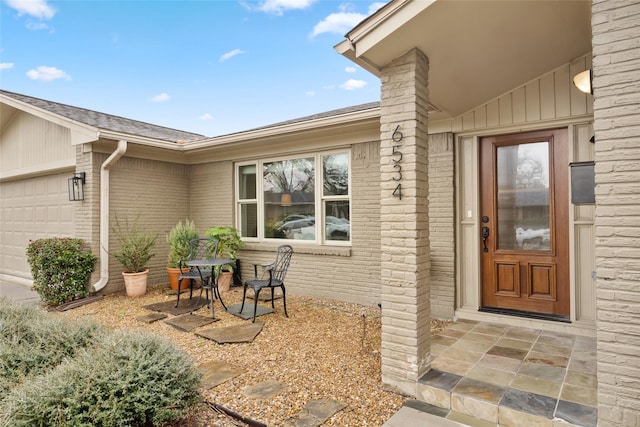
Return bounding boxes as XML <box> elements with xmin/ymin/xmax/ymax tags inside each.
<box><xmin>0</xmin><ymin>299</ymin><xmax>202</xmax><ymax>427</ymax></box>
<box><xmin>26</xmin><ymin>238</ymin><xmax>98</xmax><ymax>306</ymax></box>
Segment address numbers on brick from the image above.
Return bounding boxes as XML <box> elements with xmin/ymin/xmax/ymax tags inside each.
<box><xmin>391</xmin><ymin>125</ymin><xmax>403</xmax><ymax>200</ymax></box>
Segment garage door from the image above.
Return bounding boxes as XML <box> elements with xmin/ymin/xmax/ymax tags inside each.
<box><xmin>0</xmin><ymin>172</ymin><xmax>75</xmax><ymax>280</ymax></box>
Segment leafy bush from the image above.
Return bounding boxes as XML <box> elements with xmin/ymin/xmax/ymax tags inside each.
<box><xmin>205</xmin><ymin>226</ymin><xmax>245</xmax><ymax>272</ymax></box>
<box><xmin>26</xmin><ymin>238</ymin><xmax>98</xmax><ymax>306</ymax></box>
<box><xmin>0</xmin><ymin>301</ymin><xmax>202</xmax><ymax>427</ymax></box>
<box><xmin>0</xmin><ymin>299</ymin><xmax>104</xmax><ymax>400</ymax></box>
<box><xmin>110</xmin><ymin>215</ymin><xmax>158</xmax><ymax>273</ymax></box>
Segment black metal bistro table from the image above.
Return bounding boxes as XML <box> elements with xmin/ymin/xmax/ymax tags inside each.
<box><xmin>186</xmin><ymin>258</ymin><xmax>233</xmax><ymax>319</ymax></box>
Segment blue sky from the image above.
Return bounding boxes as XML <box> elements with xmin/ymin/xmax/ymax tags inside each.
<box><xmin>0</xmin><ymin>0</ymin><xmax>385</xmax><ymax>136</ymax></box>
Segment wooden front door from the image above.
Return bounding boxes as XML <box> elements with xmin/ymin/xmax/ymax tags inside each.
<box><xmin>480</xmin><ymin>129</ymin><xmax>569</xmax><ymax>319</ymax></box>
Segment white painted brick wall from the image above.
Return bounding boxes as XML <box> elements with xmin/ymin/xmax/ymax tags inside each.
<box><xmin>593</xmin><ymin>1</ymin><xmax>640</xmax><ymax>425</ymax></box>
<box><xmin>379</xmin><ymin>48</ymin><xmax>431</xmax><ymax>397</ymax></box>
<box><xmin>428</xmin><ymin>133</ymin><xmax>455</xmax><ymax>319</ymax></box>
<box><xmin>103</xmin><ymin>155</ymin><xmax>191</xmax><ymax>293</ymax></box>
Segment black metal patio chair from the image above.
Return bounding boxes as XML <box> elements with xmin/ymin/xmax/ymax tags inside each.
<box><xmin>175</xmin><ymin>238</ymin><xmax>219</xmax><ymax>308</ymax></box>
<box><xmin>240</xmin><ymin>245</ymin><xmax>293</xmax><ymax>322</ymax></box>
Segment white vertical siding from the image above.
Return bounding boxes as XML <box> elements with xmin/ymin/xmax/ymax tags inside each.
<box><xmin>0</xmin><ymin>111</ymin><xmax>75</xmax><ymax>176</ymax></box>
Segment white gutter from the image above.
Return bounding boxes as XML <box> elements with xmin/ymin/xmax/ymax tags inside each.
<box><xmin>91</xmin><ymin>139</ymin><xmax>128</xmax><ymax>292</ymax></box>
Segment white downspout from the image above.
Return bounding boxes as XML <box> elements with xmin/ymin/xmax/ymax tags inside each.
<box><xmin>92</xmin><ymin>140</ymin><xmax>128</xmax><ymax>292</ymax></box>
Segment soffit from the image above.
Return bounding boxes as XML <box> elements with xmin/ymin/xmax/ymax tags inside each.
<box><xmin>339</xmin><ymin>0</ymin><xmax>592</xmax><ymax>120</ymax></box>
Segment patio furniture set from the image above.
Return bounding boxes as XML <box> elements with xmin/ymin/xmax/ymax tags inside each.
<box><xmin>175</xmin><ymin>238</ymin><xmax>293</xmax><ymax>322</ymax></box>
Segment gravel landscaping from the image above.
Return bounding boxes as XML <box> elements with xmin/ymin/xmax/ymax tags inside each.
<box><xmin>56</xmin><ymin>285</ymin><xmax>448</xmax><ymax>426</ymax></box>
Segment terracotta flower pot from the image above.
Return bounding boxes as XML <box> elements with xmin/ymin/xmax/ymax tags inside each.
<box><xmin>122</xmin><ymin>269</ymin><xmax>148</xmax><ymax>297</ymax></box>
<box><xmin>217</xmin><ymin>271</ymin><xmax>233</xmax><ymax>293</ymax></box>
<box><xmin>166</xmin><ymin>266</ymin><xmax>190</xmax><ymax>291</ymax></box>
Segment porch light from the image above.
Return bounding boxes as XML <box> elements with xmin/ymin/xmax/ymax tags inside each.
<box><xmin>68</xmin><ymin>172</ymin><xmax>86</xmax><ymax>201</ymax></box>
<box><xmin>573</xmin><ymin>69</ymin><xmax>592</xmax><ymax>94</ymax></box>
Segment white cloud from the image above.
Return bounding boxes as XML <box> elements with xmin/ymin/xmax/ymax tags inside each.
<box><xmin>199</xmin><ymin>113</ymin><xmax>213</xmax><ymax>121</ymax></box>
<box><xmin>219</xmin><ymin>49</ymin><xmax>245</xmax><ymax>62</ymax></box>
<box><xmin>251</xmin><ymin>0</ymin><xmax>316</xmax><ymax>15</ymax></box>
<box><xmin>345</xmin><ymin>66</ymin><xmax>356</xmax><ymax>73</ymax></box>
<box><xmin>26</xmin><ymin>20</ymin><xmax>51</xmax><ymax>31</ymax></box>
<box><xmin>5</xmin><ymin>0</ymin><xmax>56</xmax><ymax>19</ymax></box>
<box><xmin>311</xmin><ymin>2</ymin><xmax>387</xmax><ymax>37</ymax></box>
<box><xmin>340</xmin><ymin>78</ymin><xmax>367</xmax><ymax>91</ymax></box>
<box><xmin>305</xmin><ymin>90</ymin><xmax>316</xmax><ymax>96</ymax></box>
<box><xmin>311</xmin><ymin>11</ymin><xmax>365</xmax><ymax>37</ymax></box>
<box><xmin>0</xmin><ymin>63</ymin><xmax>15</xmax><ymax>70</ymax></box>
<box><xmin>151</xmin><ymin>93</ymin><xmax>170</xmax><ymax>102</ymax></box>
<box><xmin>26</xmin><ymin>66</ymin><xmax>70</xmax><ymax>81</ymax></box>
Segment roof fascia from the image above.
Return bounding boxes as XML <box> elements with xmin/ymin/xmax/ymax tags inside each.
<box><xmin>96</xmin><ymin>130</ymin><xmax>190</xmax><ymax>149</ymax></box>
<box><xmin>183</xmin><ymin>104</ymin><xmax>381</xmax><ymax>152</ymax></box>
<box><xmin>335</xmin><ymin>0</ymin><xmax>435</xmax><ymax>74</ymax></box>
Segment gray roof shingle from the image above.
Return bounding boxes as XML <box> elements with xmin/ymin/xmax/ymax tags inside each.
<box><xmin>2</xmin><ymin>89</ymin><xmax>380</xmax><ymax>142</ymax></box>
<box><xmin>1</xmin><ymin>90</ymin><xmax>205</xmax><ymax>143</ymax></box>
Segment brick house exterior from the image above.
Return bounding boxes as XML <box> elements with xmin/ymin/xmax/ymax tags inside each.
<box><xmin>1</xmin><ymin>1</ymin><xmax>639</xmax><ymax>424</ymax></box>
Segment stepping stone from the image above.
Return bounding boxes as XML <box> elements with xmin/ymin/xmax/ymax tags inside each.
<box><xmin>144</xmin><ymin>298</ymin><xmax>209</xmax><ymax>316</ymax></box>
<box><xmin>196</xmin><ymin>322</ymin><xmax>264</xmax><ymax>344</ymax></box>
<box><xmin>198</xmin><ymin>361</ymin><xmax>245</xmax><ymax>389</ymax></box>
<box><xmin>136</xmin><ymin>312</ymin><xmax>167</xmax><ymax>323</ymax></box>
<box><xmin>284</xmin><ymin>398</ymin><xmax>347</xmax><ymax>427</ymax></box>
<box><xmin>164</xmin><ymin>314</ymin><xmax>217</xmax><ymax>332</ymax></box>
<box><xmin>226</xmin><ymin>302</ymin><xmax>274</xmax><ymax>320</ymax></box>
<box><xmin>241</xmin><ymin>380</ymin><xmax>286</xmax><ymax>399</ymax></box>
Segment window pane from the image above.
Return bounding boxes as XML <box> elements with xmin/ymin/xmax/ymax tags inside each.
<box><xmin>323</xmin><ymin>153</ymin><xmax>348</xmax><ymax>196</ymax></box>
<box><xmin>240</xmin><ymin>203</ymin><xmax>257</xmax><ymax>238</ymax></box>
<box><xmin>325</xmin><ymin>201</ymin><xmax>350</xmax><ymax>241</ymax></box>
<box><xmin>263</xmin><ymin>158</ymin><xmax>315</xmax><ymax>240</ymax></box>
<box><xmin>497</xmin><ymin>142</ymin><xmax>550</xmax><ymax>251</ymax></box>
<box><xmin>239</xmin><ymin>165</ymin><xmax>256</xmax><ymax>199</ymax></box>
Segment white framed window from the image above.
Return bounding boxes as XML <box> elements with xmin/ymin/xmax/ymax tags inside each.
<box><xmin>236</xmin><ymin>151</ymin><xmax>350</xmax><ymax>244</ymax></box>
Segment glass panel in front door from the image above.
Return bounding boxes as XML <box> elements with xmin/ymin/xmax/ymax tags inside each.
<box><xmin>496</xmin><ymin>142</ymin><xmax>550</xmax><ymax>251</ymax></box>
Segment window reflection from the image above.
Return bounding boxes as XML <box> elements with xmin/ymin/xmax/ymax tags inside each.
<box><xmin>263</xmin><ymin>158</ymin><xmax>315</xmax><ymax>240</ymax></box>
<box><xmin>497</xmin><ymin>142</ymin><xmax>550</xmax><ymax>251</ymax></box>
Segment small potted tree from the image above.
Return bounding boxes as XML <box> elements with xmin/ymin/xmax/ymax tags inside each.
<box><xmin>166</xmin><ymin>219</ymin><xmax>199</xmax><ymax>291</ymax></box>
<box><xmin>110</xmin><ymin>215</ymin><xmax>158</xmax><ymax>297</ymax></box>
<box><xmin>205</xmin><ymin>226</ymin><xmax>244</xmax><ymax>292</ymax></box>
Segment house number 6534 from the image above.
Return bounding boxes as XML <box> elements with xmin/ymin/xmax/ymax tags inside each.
<box><xmin>391</xmin><ymin>125</ymin><xmax>403</xmax><ymax>200</ymax></box>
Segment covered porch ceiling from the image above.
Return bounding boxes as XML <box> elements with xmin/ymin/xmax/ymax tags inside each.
<box><xmin>336</xmin><ymin>0</ymin><xmax>592</xmax><ymax>121</ymax></box>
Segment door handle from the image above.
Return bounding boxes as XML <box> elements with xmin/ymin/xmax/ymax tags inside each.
<box><xmin>482</xmin><ymin>226</ymin><xmax>490</xmax><ymax>253</ymax></box>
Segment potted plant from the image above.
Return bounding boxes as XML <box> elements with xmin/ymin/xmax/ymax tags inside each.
<box><xmin>110</xmin><ymin>215</ymin><xmax>158</xmax><ymax>297</ymax></box>
<box><xmin>205</xmin><ymin>226</ymin><xmax>244</xmax><ymax>292</ymax></box>
<box><xmin>166</xmin><ymin>219</ymin><xmax>199</xmax><ymax>291</ymax></box>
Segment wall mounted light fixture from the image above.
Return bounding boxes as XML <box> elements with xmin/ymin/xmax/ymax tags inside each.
<box><xmin>573</xmin><ymin>69</ymin><xmax>592</xmax><ymax>94</ymax></box>
<box><xmin>68</xmin><ymin>172</ymin><xmax>86</xmax><ymax>201</ymax></box>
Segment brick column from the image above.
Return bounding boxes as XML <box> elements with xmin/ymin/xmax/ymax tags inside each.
<box><xmin>592</xmin><ymin>1</ymin><xmax>640</xmax><ymax>426</ymax></box>
<box><xmin>379</xmin><ymin>48</ymin><xmax>431</xmax><ymax>396</ymax></box>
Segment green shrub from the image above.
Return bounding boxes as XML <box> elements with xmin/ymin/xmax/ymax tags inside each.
<box><xmin>26</xmin><ymin>238</ymin><xmax>97</xmax><ymax>305</ymax></box>
<box><xmin>110</xmin><ymin>216</ymin><xmax>158</xmax><ymax>273</ymax></box>
<box><xmin>166</xmin><ymin>219</ymin><xmax>199</xmax><ymax>268</ymax></box>
<box><xmin>0</xmin><ymin>299</ymin><xmax>104</xmax><ymax>400</ymax></box>
<box><xmin>1</xmin><ymin>330</ymin><xmax>202</xmax><ymax>427</ymax></box>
